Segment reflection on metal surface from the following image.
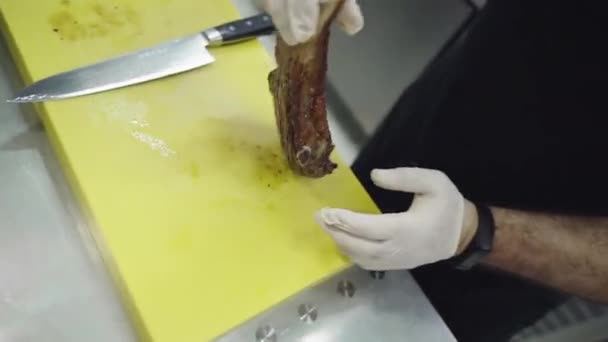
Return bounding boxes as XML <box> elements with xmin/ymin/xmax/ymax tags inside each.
<box><xmin>202</xmin><ymin>28</ymin><xmax>223</xmax><ymax>46</ymax></box>
<box><xmin>214</xmin><ymin>267</ymin><xmax>456</xmax><ymax>342</ymax></box>
<box><xmin>298</xmin><ymin>304</ymin><xmax>318</xmax><ymax>324</ymax></box>
<box><xmin>337</xmin><ymin>279</ymin><xmax>355</xmax><ymax>298</ymax></box>
<box><xmin>255</xmin><ymin>325</ymin><xmax>277</xmax><ymax>342</ymax></box>
<box><xmin>369</xmin><ymin>270</ymin><xmax>386</xmax><ymax>280</ymax></box>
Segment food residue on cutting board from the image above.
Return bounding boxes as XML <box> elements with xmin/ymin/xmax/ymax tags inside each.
<box><xmin>49</xmin><ymin>1</ymin><xmax>141</xmax><ymax>41</ymax></box>
<box><xmin>131</xmin><ymin>131</ymin><xmax>176</xmax><ymax>157</ymax></box>
<box><xmin>178</xmin><ymin>116</ymin><xmax>293</xmax><ymax>190</ymax></box>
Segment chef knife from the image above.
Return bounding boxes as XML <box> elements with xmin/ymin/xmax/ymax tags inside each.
<box><xmin>8</xmin><ymin>13</ymin><xmax>275</xmax><ymax>103</ymax></box>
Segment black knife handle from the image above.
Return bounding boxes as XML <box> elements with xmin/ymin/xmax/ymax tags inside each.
<box><xmin>203</xmin><ymin>13</ymin><xmax>275</xmax><ymax>46</ymax></box>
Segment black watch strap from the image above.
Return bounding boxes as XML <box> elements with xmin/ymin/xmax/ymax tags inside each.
<box><xmin>452</xmin><ymin>203</ymin><xmax>495</xmax><ymax>270</ymax></box>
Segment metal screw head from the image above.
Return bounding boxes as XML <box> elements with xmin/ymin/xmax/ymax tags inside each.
<box><xmin>255</xmin><ymin>325</ymin><xmax>277</xmax><ymax>342</ymax></box>
<box><xmin>298</xmin><ymin>304</ymin><xmax>318</xmax><ymax>323</ymax></box>
<box><xmin>369</xmin><ymin>271</ymin><xmax>386</xmax><ymax>280</ymax></box>
<box><xmin>337</xmin><ymin>280</ymin><xmax>355</xmax><ymax>297</ymax></box>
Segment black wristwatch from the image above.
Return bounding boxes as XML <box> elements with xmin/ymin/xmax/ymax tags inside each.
<box><xmin>452</xmin><ymin>203</ymin><xmax>495</xmax><ymax>270</ymax></box>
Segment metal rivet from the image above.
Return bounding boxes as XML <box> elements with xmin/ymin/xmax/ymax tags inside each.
<box><xmin>255</xmin><ymin>325</ymin><xmax>276</xmax><ymax>342</ymax></box>
<box><xmin>298</xmin><ymin>304</ymin><xmax>318</xmax><ymax>323</ymax></box>
<box><xmin>337</xmin><ymin>280</ymin><xmax>355</xmax><ymax>297</ymax></box>
<box><xmin>246</xmin><ymin>20</ymin><xmax>253</xmax><ymax>26</ymax></box>
<box><xmin>370</xmin><ymin>271</ymin><xmax>386</xmax><ymax>280</ymax></box>
<box><xmin>229</xmin><ymin>25</ymin><xmax>236</xmax><ymax>31</ymax></box>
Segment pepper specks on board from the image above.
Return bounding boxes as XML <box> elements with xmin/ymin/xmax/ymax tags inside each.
<box><xmin>180</xmin><ymin>117</ymin><xmax>293</xmax><ymax>190</ymax></box>
<box><xmin>49</xmin><ymin>1</ymin><xmax>141</xmax><ymax>41</ymax></box>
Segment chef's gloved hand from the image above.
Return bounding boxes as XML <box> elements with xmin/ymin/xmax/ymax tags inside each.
<box><xmin>315</xmin><ymin>167</ymin><xmax>479</xmax><ymax>270</ymax></box>
<box><xmin>257</xmin><ymin>0</ymin><xmax>364</xmax><ymax>45</ymax></box>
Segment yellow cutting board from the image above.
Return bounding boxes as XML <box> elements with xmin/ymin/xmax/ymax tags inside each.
<box><xmin>1</xmin><ymin>0</ymin><xmax>378</xmax><ymax>340</ymax></box>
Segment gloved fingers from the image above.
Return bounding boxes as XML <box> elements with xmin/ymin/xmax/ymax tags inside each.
<box><xmin>263</xmin><ymin>0</ymin><xmax>319</xmax><ymax>45</ymax></box>
<box><xmin>334</xmin><ymin>0</ymin><xmax>364</xmax><ymax>35</ymax></box>
<box><xmin>260</xmin><ymin>0</ymin><xmax>292</xmax><ymax>45</ymax></box>
<box><xmin>315</xmin><ymin>208</ymin><xmax>402</xmax><ymax>241</ymax></box>
<box><xmin>285</xmin><ymin>0</ymin><xmax>320</xmax><ymax>44</ymax></box>
<box><xmin>371</xmin><ymin>167</ymin><xmax>449</xmax><ymax>195</ymax></box>
<box><xmin>253</xmin><ymin>0</ymin><xmax>268</xmax><ymax>11</ymax></box>
<box><xmin>349</xmin><ymin>247</ymin><xmax>407</xmax><ymax>270</ymax></box>
<box><xmin>319</xmin><ymin>222</ymin><xmax>388</xmax><ymax>261</ymax></box>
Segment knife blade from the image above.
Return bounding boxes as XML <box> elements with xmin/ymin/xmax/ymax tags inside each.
<box><xmin>8</xmin><ymin>13</ymin><xmax>275</xmax><ymax>103</ymax></box>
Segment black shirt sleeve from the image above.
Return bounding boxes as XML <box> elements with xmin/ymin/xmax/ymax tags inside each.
<box><xmin>353</xmin><ymin>0</ymin><xmax>608</xmax><ymax>216</ymax></box>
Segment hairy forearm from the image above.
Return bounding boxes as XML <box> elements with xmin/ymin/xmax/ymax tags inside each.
<box><xmin>482</xmin><ymin>207</ymin><xmax>608</xmax><ymax>303</ymax></box>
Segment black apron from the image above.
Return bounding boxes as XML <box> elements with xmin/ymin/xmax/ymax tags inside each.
<box><xmin>352</xmin><ymin>1</ymin><xmax>608</xmax><ymax>341</ymax></box>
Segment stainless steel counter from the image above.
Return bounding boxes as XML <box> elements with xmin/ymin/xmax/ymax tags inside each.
<box><xmin>0</xmin><ymin>1</ymin><xmax>455</xmax><ymax>341</ymax></box>
<box><xmin>0</xmin><ymin>31</ymin><xmax>136</xmax><ymax>342</ymax></box>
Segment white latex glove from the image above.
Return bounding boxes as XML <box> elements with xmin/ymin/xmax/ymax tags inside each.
<box><xmin>315</xmin><ymin>167</ymin><xmax>476</xmax><ymax>270</ymax></box>
<box><xmin>257</xmin><ymin>0</ymin><xmax>364</xmax><ymax>45</ymax></box>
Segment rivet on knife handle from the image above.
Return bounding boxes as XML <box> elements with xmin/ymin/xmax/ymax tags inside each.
<box><xmin>203</xmin><ymin>13</ymin><xmax>275</xmax><ymax>46</ymax></box>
